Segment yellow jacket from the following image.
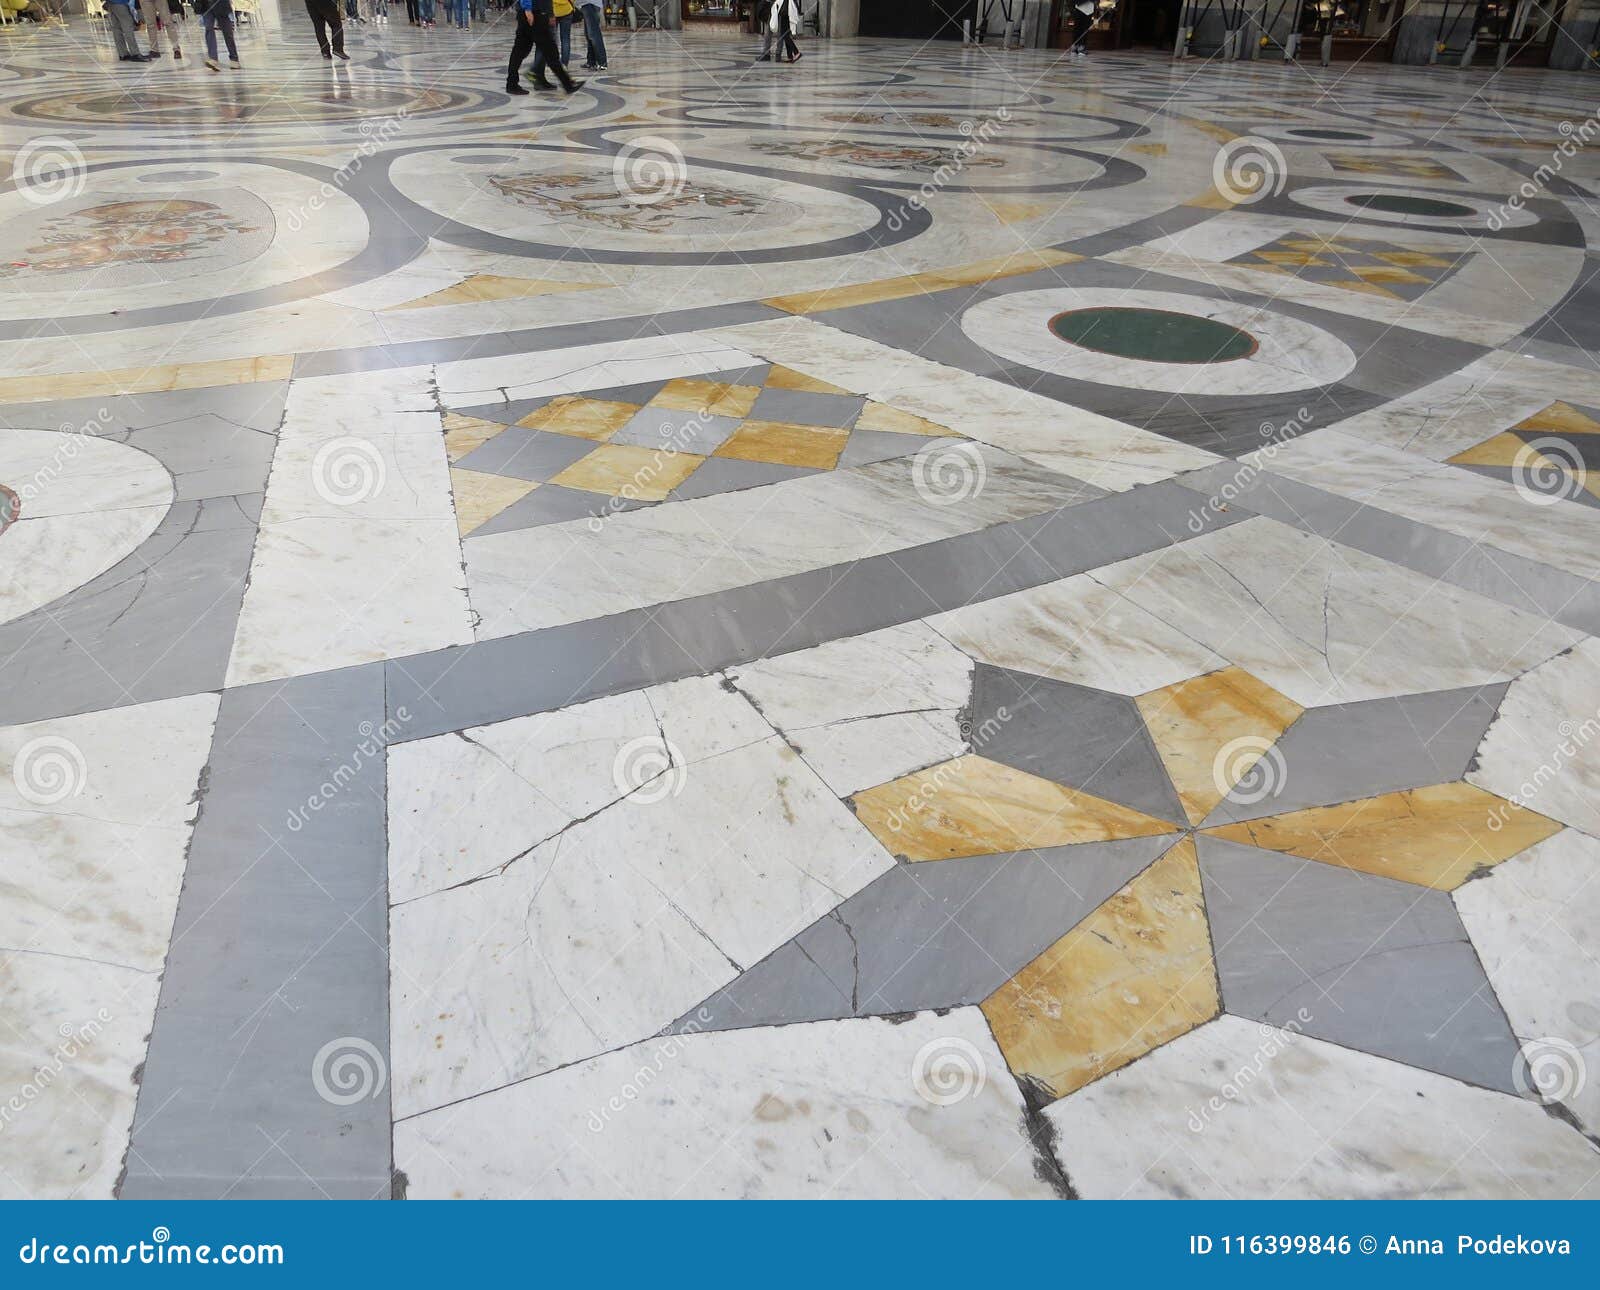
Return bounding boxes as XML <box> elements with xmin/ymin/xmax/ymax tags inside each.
<box><xmin>552</xmin><ymin>0</ymin><xmax>572</xmax><ymax>14</ymax></box>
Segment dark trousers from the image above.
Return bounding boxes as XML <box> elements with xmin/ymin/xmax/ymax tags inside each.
<box><xmin>305</xmin><ymin>0</ymin><xmax>346</xmax><ymax>53</ymax></box>
<box><xmin>405</xmin><ymin>0</ymin><xmax>417</xmax><ymax>19</ymax></box>
<box><xmin>506</xmin><ymin>10</ymin><xmax>572</xmax><ymax>88</ymax></box>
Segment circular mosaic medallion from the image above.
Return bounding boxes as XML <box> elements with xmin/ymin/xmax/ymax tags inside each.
<box><xmin>1289</xmin><ymin>183</ymin><xmax>1538</xmax><ymax>230</ymax></box>
<box><xmin>1348</xmin><ymin>192</ymin><xmax>1476</xmax><ymax>219</ymax></box>
<box><xmin>961</xmin><ymin>288</ymin><xmax>1357</xmax><ymax>395</ymax></box>
<box><xmin>1048</xmin><ymin>307</ymin><xmax>1258</xmax><ymax>364</ymax></box>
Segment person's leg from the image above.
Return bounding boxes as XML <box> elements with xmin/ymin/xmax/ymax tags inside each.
<box><xmin>781</xmin><ymin>9</ymin><xmax>798</xmax><ymax>58</ymax></box>
<box><xmin>556</xmin><ymin>11</ymin><xmax>569</xmax><ymax>62</ymax></box>
<box><xmin>529</xmin><ymin>10</ymin><xmax>576</xmax><ymax>88</ymax></box>
<box><xmin>111</xmin><ymin>5</ymin><xmax>140</xmax><ymax>55</ymax></box>
<box><xmin>505</xmin><ymin>9</ymin><xmax>534</xmax><ymax>87</ymax></box>
<box><xmin>218</xmin><ymin>2</ymin><xmax>238</xmax><ymax>57</ymax></box>
<box><xmin>327</xmin><ymin>0</ymin><xmax>345</xmax><ymax>52</ymax></box>
<box><xmin>305</xmin><ymin>0</ymin><xmax>329</xmax><ymax>52</ymax></box>
<box><xmin>581</xmin><ymin>4</ymin><xmax>601</xmax><ymax>64</ymax></box>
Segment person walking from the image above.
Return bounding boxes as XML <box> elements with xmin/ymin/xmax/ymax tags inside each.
<box><xmin>530</xmin><ymin>0</ymin><xmax>572</xmax><ymax>87</ymax></box>
<box><xmin>105</xmin><ymin>0</ymin><xmax>153</xmax><ymax>60</ymax></box>
<box><xmin>757</xmin><ymin>0</ymin><xmax>800</xmax><ymax>62</ymax></box>
<box><xmin>1068</xmin><ymin>0</ymin><xmax>1093</xmax><ymax>56</ymax></box>
<box><xmin>144</xmin><ymin>0</ymin><xmax>185</xmax><ymax>59</ymax></box>
<box><xmin>577</xmin><ymin>0</ymin><xmax>605</xmax><ymax>69</ymax></box>
<box><xmin>193</xmin><ymin>0</ymin><xmax>239</xmax><ymax>69</ymax></box>
<box><xmin>505</xmin><ymin>0</ymin><xmax>582</xmax><ymax>95</ymax></box>
<box><xmin>449</xmin><ymin>0</ymin><xmax>467</xmax><ymax>26</ymax></box>
<box><xmin>417</xmin><ymin>0</ymin><xmax>433</xmax><ymax>25</ymax></box>
<box><xmin>305</xmin><ymin>0</ymin><xmax>350</xmax><ymax>57</ymax></box>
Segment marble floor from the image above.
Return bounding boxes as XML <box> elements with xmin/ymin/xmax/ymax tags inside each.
<box><xmin>1</xmin><ymin>9</ymin><xmax>1598</xmax><ymax>1201</ymax></box>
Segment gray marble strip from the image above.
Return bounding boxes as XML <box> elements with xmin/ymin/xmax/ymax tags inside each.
<box><xmin>291</xmin><ymin>299</ymin><xmax>784</xmax><ymax>379</ymax></box>
<box><xmin>122</xmin><ymin>666</ymin><xmax>392</xmax><ymax>1201</ymax></box>
<box><xmin>1179</xmin><ymin>463</ymin><xmax>1600</xmax><ymax>637</ymax></box>
<box><xmin>385</xmin><ymin>479</ymin><xmax>1249</xmax><ymax>741</ymax></box>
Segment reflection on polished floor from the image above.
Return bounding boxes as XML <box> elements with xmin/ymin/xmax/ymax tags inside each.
<box><xmin>1</xmin><ymin>10</ymin><xmax>1599</xmax><ymax>1201</ymax></box>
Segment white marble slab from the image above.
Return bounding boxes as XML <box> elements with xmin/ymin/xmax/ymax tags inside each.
<box><xmin>1469</xmin><ymin>637</ymin><xmax>1600</xmax><ymax>839</ymax></box>
<box><xmin>1455</xmin><ymin>829</ymin><xmax>1600</xmax><ymax>1137</ymax></box>
<box><xmin>225</xmin><ymin>368</ymin><xmax>473</xmax><ymax>686</ymax></box>
<box><xmin>389</xmin><ymin>680</ymin><xmax>893</xmax><ymax>1117</ymax></box>
<box><xmin>1093</xmin><ymin>517</ymin><xmax>1580</xmax><ymax>707</ymax></box>
<box><xmin>929</xmin><ymin>572</ymin><xmax>1226</xmax><ymax>695</ymax></box>
<box><xmin>0</xmin><ymin>693</ymin><xmax>217</xmax><ymax>1199</ymax></box>
<box><xmin>1045</xmin><ymin>1014</ymin><xmax>1600</xmax><ymax>1199</ymax></box>
<box><xmin>396</xmin><ymin>1008</ymin><xmax>1059</xmax><ymax>1199</ymax></box>
<box><xmin>730</xmin><ymin>622</ymin><xmax>972</xmax><ymax>795</ymax></box>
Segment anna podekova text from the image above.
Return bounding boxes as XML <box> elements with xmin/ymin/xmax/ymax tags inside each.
<box><xmin>1189</xmin><ymin>1234</ymin><xmax>1572</xmax><ymax>1256</ymax></box>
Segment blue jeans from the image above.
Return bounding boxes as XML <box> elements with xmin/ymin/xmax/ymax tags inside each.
<box><xmin>417</xmin><ymin>0</ymin><xmax>433</xmax><ymax>20</ymax></box>
<box><xmin>450</xmin><ymin>0</ymin><xmax>467</xmax><ymax>21</ymax></box>
<box><xmin>203</xmin><ymin>0</ymin><xmax>238</xmax><ymax>58</ymax></box>
<box><xmin>532</xmin><ymin>12</ymin><xmax>570</xmax><ymax>72</ymax></box>
<box><xmin>579</xmin><ymin>3</ymin><xmax>604</xmax><ymax>65</ymax></box>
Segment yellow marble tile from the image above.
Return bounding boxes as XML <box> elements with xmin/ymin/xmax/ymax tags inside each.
<box><xmin>450</xmin><ymin>468</ymin><xmax>537</xmax><ymax>538</ymax></box>
<box><xmin>1350</xmin><ymin>264</ymin><xmax>1429</xmax><ymax>286</ymax></box>
<box><xmin>764</xmin><ymin>366</ymin><xmax>856</xmax><ymax>396</ymax></box>
<box><xmin>1129</xmin><ymin>142</ymin><xmax>1169</xmax><ymax>157</ymax></box>
<box><xmin>714</xmin><ymin>420</ymin><xmax>848</xmax><ymax>470</ymax></box>
<box><xmin>386</xmin><ymin>274</ymin><xmax>604</xmax><ymax>312</ymax></box>
<box><xmin>1281</xmin><ymin>237</ymin><xmax>1359</xmax><ymax>254</ymax></box>
<box><xmin>1514</xmin><ymin>401</ymin><xmax>1600</xmax><ymax>438</ymax></box>
<box><xmin>1374</xmin><ymin>250</ymin><xmax>1456</xmax><ymax>268</ymax></box>
<box><xmin>518</xmin><ymin>397</ymin><xmax>640</xmax><ymax>441</ymax></box>
<box><xmin>1447</xmin><ymin>432</ymin><xmax>1527</xmax><ymax>468</ymax></box>
<box><xmin>980</xmin><ymin>838</ymin><xmax>1219</xmax><ymax>1100</ymax></box>
<box><xmin>0</xmin><ymin>355</ymin><xmax>294</xmax><ymax>405</ymax></box>
<box><xmin>442</xmin><ymin>413</ymin><xmax>508</xmax><ymax>463</ymax></box>
<box><xmin>1203</xmin><ymin>783</ymin><xmax>1563</xmax><ymax>891</ymax></box>
<box><xmin>1135</xmin><ymin>668</ymin><xmax>1303</xmax><ymax>826</ymax></box>
<box><xmin>849</xmin><ymin>754</ymin><xmax>1176</xmax><ymax>862</ymax></box>
<box><xmin>548</xmin><ymin>443</ymin><xmax>704</xmax><ymax>501</ymax></box>
<box><xmin>649</xmin><ymin>379</ymin><xmax>761</xmax><ymax>418</ymax></box>
<box><xmin>853</xmin><ymin>401</ymin><xmax>959</xmax><ymax>437</ymax></box>
<box><xmin>980</xmin><ymin>197</ymin><xmax>1056</xmax><ymax>225</ymax></box>
<box><xmin>763</xmin><ymin>249</ymin><xmax>1079</xmax><ymax>315</ymax></box>
<box><xmin>1253</xmin><ymin>250</ymin><xmax>1331</xmax><ymax>268</ymax></box>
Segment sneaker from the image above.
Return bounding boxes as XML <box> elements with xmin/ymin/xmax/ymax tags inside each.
<box><xmin>506</xmin><ymin>81</ymin><xmax>528</xmax><ymax>94</ymax></box>
<box><xmin>204</xmin><ymin>57</ymin><xmax>220</xmax><ymax>69</ymax></box>
<box><xmin>229</xmin><ymin>58</ymin><xmax>241</xmax><ymax>66</ymax></box>
<box><xmin>174</xmin><ymin>48</ymin><xmax>183</xmax><ymax>58</ymax></box>
<box><xmin>561</xmin><ymin>77</ymin><xmax>584</xmax><ymax>93</ymax></box>
<box><xmin>334</xmin><ymin>49</ymin><xmax>349</xmax><ymax>58</ymax></box>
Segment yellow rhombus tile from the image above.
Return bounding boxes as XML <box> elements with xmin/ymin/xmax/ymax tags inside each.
<box><xmin>1327</xmin><ymin>277</ymin><xmax>1402</xmax><ymax>300</ymax></box>
<box><xmin>1350</xmin><ymin>264</ymin><xmax>1430</xmax><ymax>286</ymax></box>
<box><xmin>386</xmin><ymin>274</ymin><xmax>604</xmax><ymax>311</ymax></box>
<box><xmin>548</xmin><ymin>442</ymin><xmax>704</xmax><ymax>501</ymax></box>
<box><xmin>1374</xmin><ymin>250</ymin><xmax>1457</xmax><ymax>268</ymax></box>
<box><xmin>650</xmin><ymin>379</ymin><xmax>761</xmax><ymax>418</ymax></box>
<box><xmin>764</xmin><ymin>365</ymin><xmax>856</xmax><ymax>397</ymax></box>
<box><xmin>450</xmin><ymin>469</ymin><xmax>537</xmax><ymax>538</ymax></box>
<box><xmin>442</xmin><ymin>413</ymin><xmax>509</xmax><ymax>463</ymax></box>
<box><xmin>980</xmin><ymin>837</ymin><xmax>1219</xmax><ymax>1100</ymax></box>
<box><xmin>714</xmin><ymin>420</ymin><xmax>848</xmax><ymax>470</ymax></box>
<box><xmin>1202</xmin><ymin>783</ymin><xmax>1563</xmax><ymax>891</ymax></box>
<box><xmin>849</xmin><ymin>754</ymin><xmax>1176</xmax><ymax>862</ymax></box>
<box><xmin>1253</xmin><ymin>250</ymin><xmax>1332</xmax><ymax>268</ymax></box>
<box><xmin>518</xmin><ymin>397</ymin><xmax>640</xmax><ymax>441</ymax></box>
<box><xmin>1514</xmin><ymin>401</ymin><xmax>1600</xmax><ymax>438</ymax></box>
<box><xmin>854</xmin><ymin>401</ymin><xmax>959</xmax><ymax>437</ymax></box>
<box><xmin>1448</xmin><ymin>431</ymin><xmax>1528</xmax><ymax>468</ymax></box>
<box><xmin>1135</xmin><ymin>667</ymin><xmax>1303</xmax><ymax>826</ymax></box>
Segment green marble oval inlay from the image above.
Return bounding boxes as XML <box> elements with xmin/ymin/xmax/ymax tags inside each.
<box><xmin>1349</xmin><ymin>193</ymin><xmax>1475</xmax><ymax>218</ymax></box>
<box><xmin>1048</xmin><ymin>307</ymin><xmax>1259</xmax><ymax>364</ymax></box>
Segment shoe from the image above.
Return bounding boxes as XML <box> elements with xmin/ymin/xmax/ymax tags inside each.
<box><xmin>229</xmin><ymin>58</ymin><xmax>241</xmax><ymax>67</ymax></box>
<box><xmin>597</xmin><ymin>62</ymin><xmax>607</xmax><ymax>69</ymax></box>
<box><xmin>174</xmin><ymin>48</ymin><xmax>183</xmax><ymax>58</ymax></box>
<box><xmin>788</xmin><ymin>50</ymin><xmax>802</xmax><ymax>62</ymax></box>
<box><xmin>323</xmin><ymin>50</ymin><xmax>332</xmax><ymax>57</ymax></box>
<box><xmin>506</xmin><ymin>81</ymin><xmax>528</xmax><ymax>94</ymax></box>
<box><xmin>334</xmin><ymin>49</ymin><xmax>349</xmax><ymax>58</ymax></box>
<box><xmin>204</xmin><ymin>57</ymin><xmax>220</xmax><ymax>69</ymax></box>
<box><xmin>561</xmin><ymin>77</ymin><xmax>584</xmax><ymax>93</ymax></box>
<box><xmin>530</xmin><ymin>74</ymin><xmax>553</xmax><ymax>89</ymax></box>
<box><xmin>756</xmin><ymin>54</ymin><xmax>770</xmax><ymax>61</ymax></box>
